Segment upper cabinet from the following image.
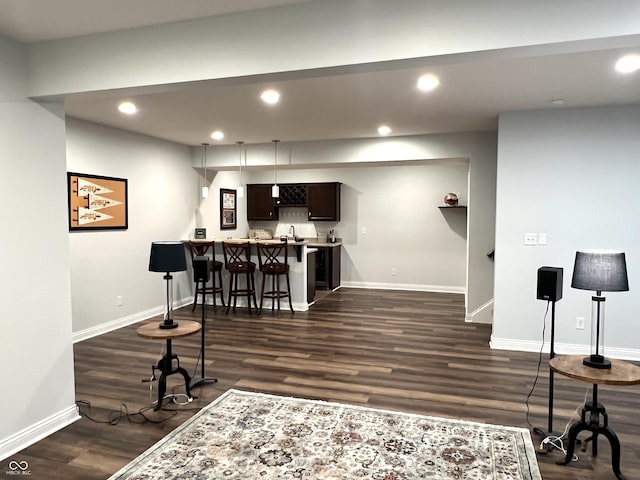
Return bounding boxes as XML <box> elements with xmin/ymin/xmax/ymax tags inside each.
<box><xmin>307</xmin><ymin>182</ymin><xmax>340</xmax><ymax>221</ymax></box>
<box><xmin>247</xmin><ymin>184</ymin><xmax>279</xmax><ymax>221</ymax></box>
<box><xmin>246</xmin><ymin>182</ymin><xmax>341</xmax><ymax>222</ymax></box>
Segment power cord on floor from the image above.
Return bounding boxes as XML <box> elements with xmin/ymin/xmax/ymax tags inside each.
<box><xmin>538</xmin><ymin>386</ymin><xmax>590</xmax><ymax>462</ymax></box>
<box><xmin>75</xmin><ymin>399</ymin><xmax>176</xmax><ymax>425</ymax></box>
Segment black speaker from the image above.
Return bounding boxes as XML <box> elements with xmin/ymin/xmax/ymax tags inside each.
<box><xmin>537</xmin><ymin>266</ymin><xmax>563</xmax><ymax>302</ymax></box>
<box><xmin>193</xmin><ymin>256</ymin><xmax>210</xmax><ymax>282</ymax></box>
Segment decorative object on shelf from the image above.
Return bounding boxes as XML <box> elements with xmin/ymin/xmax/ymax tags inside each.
<box><xmin>194</xmin><ymin>228</ymin><xmax>206</xmax><ymax>239</ymax></box>
<box><xmin>149</xmin><ymin>241</ymin><xmax>187</xmax><ymax>329</ymax></box>
<box><xmin>201</xmin><ymin>143</ymin><xmax>209</xmax><ymax>198</ymax></box>
<box><xmin>571</xmin><ymin>250</ymin><xmax>629</xmax><ymax>369</ymax></box>
<box><xmin>236</xmin><ymin>141</ymin><xmax>245</xmax><ymax>198</ymax></box>
<box><xmin>443</xmin><ymin>192</ymin><xmax>458</xmax><ymax>206</ymax></box>
<box><xmin>67</xmin><ymin>172</ymin><xmax>128</xmax><ymax>231</ymax></box>
<box><xmin>271</xmin><ymin>139</ymin><xmax>280</xmax><ymax>198</ymax></box>
<box><xmin>220</xmin><ymin>188</ymin><xmax>237</xmax><ymax>230</ymax></box>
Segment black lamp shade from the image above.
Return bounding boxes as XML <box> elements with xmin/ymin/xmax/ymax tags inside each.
<box><xmin>571</xmin><ymin>251</ymin><xmax>629</xmax><ymax>292</ymax></box>
<box><xmin>149</xmin><ymin>241</ymin><xmax>187</xmax><ymax>273</ymax></box>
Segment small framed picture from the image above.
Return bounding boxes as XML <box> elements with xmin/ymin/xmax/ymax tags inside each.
<box><xmin>220</xmin><ymin>188</ymin><xmax>236</xmax><ymax>230</ymax></box>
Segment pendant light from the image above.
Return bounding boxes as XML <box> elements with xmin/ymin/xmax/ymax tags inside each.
<box><xmin>271</xmin><ymin>139</ymin><xmax>280</xmax><ymax>198</ymax></box>
<box><xmin>236</xmin><ymin>141</ymin><xmax>245</xmax><ymax>198</ymax></box>
<box><xmin>201</xmin><ymin>143</ymin><xmax>209</xmax><ymax>198</ymax></box>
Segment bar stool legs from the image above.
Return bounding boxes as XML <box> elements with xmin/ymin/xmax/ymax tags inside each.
<box><xmin>225</xmin><ymin>270</ymin><xmax>258</xmax><ymax>314</ymax></box>
<box><xmin>259</xmin><ymin>271</ymin><xmax>294</xmax><ymax>315</ymax></box>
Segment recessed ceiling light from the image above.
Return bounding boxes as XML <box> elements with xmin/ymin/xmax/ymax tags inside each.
<box><xmin>417</xmin><ymin>74</ymin><xmax>440</xmax><ymax>92</ymax></box>
<box><xmin>378</xmin><ymin>125</ymin><xmax>392</xmax><ymax>136</ymax></box>
<box><xmin>550</xmin><ymin>98</ymin><xmax>565</xmax><ymax>106</ymax></box>
<box><xmin>118</xmin><ymin>101</ymin><xmax>137</xmax><ymax>114</ymax></box>
<box><xmin>261</xmin><ymin>89</ymin><xmax>281</xmax><ymax>104</ymax></box>
<box><xmin>210</xmin><ymin>130</ymin><xmax>225</xmax><ymax>141</ymax></box>
<box><xmin>615</xmin><ymin>54</ymin><xmax>640</xmax><ymax>73</ymax></box>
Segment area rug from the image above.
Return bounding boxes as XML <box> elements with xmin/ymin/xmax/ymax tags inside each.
<box><xmin>109</xmin><ymin>389</ymin><xmax>541</xmax><ymax>479</ymax></box>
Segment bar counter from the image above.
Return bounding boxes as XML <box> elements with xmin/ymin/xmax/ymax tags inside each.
<box><xmin>182</xmin><ymin>238</ymin><xmax>333</xmax><ymax>311</ymax></box>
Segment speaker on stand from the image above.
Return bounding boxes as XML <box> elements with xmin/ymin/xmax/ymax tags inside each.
<box><xmin>190</xmin><ymin>256</ymin><xmax>218</xmax><ymax>389</ymax></box>
<box><xmin>533</xmin><ymin>266</ymin><xmax>563</xmax><ymax>448</ymax></box>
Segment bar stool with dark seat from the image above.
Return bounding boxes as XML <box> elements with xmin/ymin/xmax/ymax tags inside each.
<box><xmin>187</xmin><ymin>241</ymin><xmax>225</xmax><ymax>312</ymax></box>
<box><xmin>257</xmin><ymin>241</ymin><xmax>294</xmax><ymax>315</ymax></box>
<box><xmin>222</xmin><ymin>241</ymin><xmax>258</xmax><ymax>314</ymax></box>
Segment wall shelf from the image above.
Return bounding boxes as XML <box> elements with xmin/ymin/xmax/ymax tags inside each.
<box><xmin>438</xmin><ymin>205</ymin><xmax>467</xmax><ymax>209</ymax></box>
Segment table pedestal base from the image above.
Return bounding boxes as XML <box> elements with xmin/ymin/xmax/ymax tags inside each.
<box><xmin>558</xmin><ymin>400</ymin><xmax>626</xmax><ymax>480</ymax></box>
<box><xmin>154</xmin><ymin>339</ymin><xmax>196</xmax><ymax>411</ymax></box>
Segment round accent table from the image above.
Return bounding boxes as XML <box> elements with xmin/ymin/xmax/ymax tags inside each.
<box><xmin>137</xmin><ymin>320</ymin><xmax>201</xmax><ymax>410</ymax></box>
<box><xmin>549</xmin><ymin>355</ymin><xmax>640</xmax><ymax>480</ymax></box>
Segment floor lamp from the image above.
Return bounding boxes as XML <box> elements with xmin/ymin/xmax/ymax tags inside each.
<box><xmin>149</xmin><ymin>241</ymin><xmax>187</xmax><ymax>329</ymax></box>
<box><xmin>190</xmin><ymin>256</ymin><xmax>218</xmax><ymax>388</ymax></box>
<box><xmin>571</xmin><ymin>250</ymin><xmax>629</xmax><ymax>369</ymax></box>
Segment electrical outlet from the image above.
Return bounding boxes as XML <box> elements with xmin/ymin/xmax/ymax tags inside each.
<box><xmin>524</xmin><ymin>233</ymin><xmax>537</xmax><ymax>245</ymax></box>
<box><xmin>361</xmin><ymin>226</ymin><xmax>367</xmax><ymax>235</ymax></box>
<box><xmin>117</xmin><ymin>295</ymin><xmax>123</xmax><ymax>307</ymax></box>
<box><xmin>391</xmin><ymin>267</ymin><xmax>397</xmax><ymax>276</ymax></box>
<box><xmin>576</xmin><ymin>316</ymin><xmax>585</xmax><ymax>330</ymax></box>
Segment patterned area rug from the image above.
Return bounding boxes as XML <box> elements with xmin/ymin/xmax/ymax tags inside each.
<box><xmin>109</xmin><ymin>389</ymin><xmax>541</xmax><ymax>479</ymax></box>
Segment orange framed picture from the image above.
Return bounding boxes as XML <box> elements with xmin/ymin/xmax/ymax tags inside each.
<box><xmin>67</xmin><ymin>172</ymin><xmax>128</xmax><ymax>231</ymax></box>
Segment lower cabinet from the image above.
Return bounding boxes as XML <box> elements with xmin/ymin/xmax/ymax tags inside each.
<box><xmin>315</xmin><ymin>246</ymin><xmax>341</xmax><ymax>290</ymax></box>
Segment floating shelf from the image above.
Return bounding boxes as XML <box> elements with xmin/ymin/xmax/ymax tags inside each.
<box><xmin>438</xmin><ymin>205</ymin><xmax>467</xmax><ymax>209</ymax></box>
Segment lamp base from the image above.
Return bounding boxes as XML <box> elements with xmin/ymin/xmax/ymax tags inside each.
<box><xmin>159</xmin><ymin>320</ymin><xmax>179</xmax><ymax>330</ymax></box>
<box><xmin>583</xmin><ymin>354</ymin><xmax>611</xmax><ymax>369</ymax></box>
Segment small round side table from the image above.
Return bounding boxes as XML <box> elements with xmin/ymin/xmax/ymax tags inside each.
<box><xmin>137</xmin><ymin>320</ymin><xmax>201</xmax><ymax>410</ymax></box>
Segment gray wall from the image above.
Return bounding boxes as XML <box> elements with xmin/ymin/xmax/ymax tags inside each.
<box><xmin>66</xmin><ymin>119</ymin><xmax>198</xmax><ymax>338</ymax></box>
<box><xmin>493</xmin><ymin>105</ymin><xmax>640</xmax><ymax>359</ymax></box>
<box><xmin>0</xmin><ymin>35</ymin><xmax>77</xmax><ymax>460</ymax></box>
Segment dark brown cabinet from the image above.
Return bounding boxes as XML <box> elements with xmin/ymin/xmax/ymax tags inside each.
<box><xmin>247</xmin><ymin>184</ymin><xmax>279</xmax><ymax>221</ymax></box>
<box><xmin>307</xmin><ymin>182</ymin><xmax>341</xmax><ymax>221</ymax></box>
<box><xmin>247</xmin><ymin>182</ymin><xmax>340</xmax><ymax>222</ymax></box>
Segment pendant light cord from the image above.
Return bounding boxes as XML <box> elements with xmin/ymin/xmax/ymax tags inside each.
<box><xmin>273</xmin><ymin>139</ymin><xmax>279</xmax><ymax>184</ymax></box>
<box><xmin>237</xmin><ymin>141</ymin><xmax>244</xmax><ymax>186</ymax></box>
<box><xmin>202</xmin><ymin>143</ymin><xmax>209</xmax><ymax>184</ymax></box>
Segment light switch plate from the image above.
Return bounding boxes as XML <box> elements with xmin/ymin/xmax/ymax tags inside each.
<box><xmin>538</xmin><ymin>233</ymin><xmax>547</xmax><ymax>245</ymax></box>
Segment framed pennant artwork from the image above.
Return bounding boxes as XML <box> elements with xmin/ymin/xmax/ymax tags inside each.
<box><xmin>67</xmin><ymin>172</ymin><xmax>128</xmax><ymax>231</ymax></box>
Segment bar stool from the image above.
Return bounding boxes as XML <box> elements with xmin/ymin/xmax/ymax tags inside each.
<box><xmin>257</xmin><ymin>241</ymin><xmax>294</xmax><ymax>315</ymax></box>
<box><xmin>187</xmin><ymin>241</ymin><xmax>225</xmax><ymax>312</ymax></box>
<box><xmin>222</xmin><ymin>241</ymin><xmax>258</xmax><ymax>314</ymax></box>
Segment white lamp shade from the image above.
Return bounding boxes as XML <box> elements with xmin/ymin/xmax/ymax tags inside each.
<box><xmin>202</xmin><ymin>186</ymin><xmax>209</xmax><ymax>198</ymax></box>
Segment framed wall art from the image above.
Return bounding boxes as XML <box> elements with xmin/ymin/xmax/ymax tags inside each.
<box><xmin>220</xmin><ymin>188</ymin><xmax>237</xmax><ymax>230</ymax></box>
<box><xmin>67</xmin><ymin>172</ymin><xmax>128</xmax><ymax>231</ymax></box>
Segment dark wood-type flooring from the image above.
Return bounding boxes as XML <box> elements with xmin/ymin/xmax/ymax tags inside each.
<box><xmin>14</xmin><ymin>289</ymin><xmax>640</xmax><ymax>479</ymax></box>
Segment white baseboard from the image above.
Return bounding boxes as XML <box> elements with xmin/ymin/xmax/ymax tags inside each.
<box><xmin>73</xmin><ymin>296</ymin><xmax>192</xmax><ymax>343</ymax></box>
<box><xmin>0</xmin><ymin>405</ymin><xmax>80</xmax><ymax>462</ymax></box>
<box><xmin>341</xmin><ymin>281</ymin><xmax>465</xmax><ymax>294</ymax></box>
<box><xmin>490</xmin><ymin>336</ymin><xmax>640</xmax><ymax>362</ymax></box>
<box><xmin>465</xmin><ymin>299</ymin><xmax>493</xmax><ymax>324</ymax></box>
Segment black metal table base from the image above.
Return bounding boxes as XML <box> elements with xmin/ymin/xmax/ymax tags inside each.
<box><xmin>557</xmin><ymin>398</ymin><xmax>626</xmax><ymax>480</ymax></box>
<box><xmin>154</xmin><ymin>339</ymin><xmax>196</xmax><ymax>411</ymax></box>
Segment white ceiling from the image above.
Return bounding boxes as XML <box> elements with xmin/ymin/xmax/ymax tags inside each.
<box><xmin>2</xmin><ymin>0</ymin><xmax>640</xmax><ymax>146</ymax></box>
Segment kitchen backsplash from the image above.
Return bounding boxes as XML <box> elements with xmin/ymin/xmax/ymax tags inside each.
<box><xmin>274</xmin><ymin>208</ymin><xmax>318</xmax><ymax>238</ymax></box>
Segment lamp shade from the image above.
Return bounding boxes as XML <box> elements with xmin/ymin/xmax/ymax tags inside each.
<box><xmin>571</xmin><ymin>251</ymin><xmax>629</xmax><ymax>292</ymax></box>
<box><xmin>149</xmin><ymin>241</ymin><xmax>187</xmax><ymax>273</ymax></box>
